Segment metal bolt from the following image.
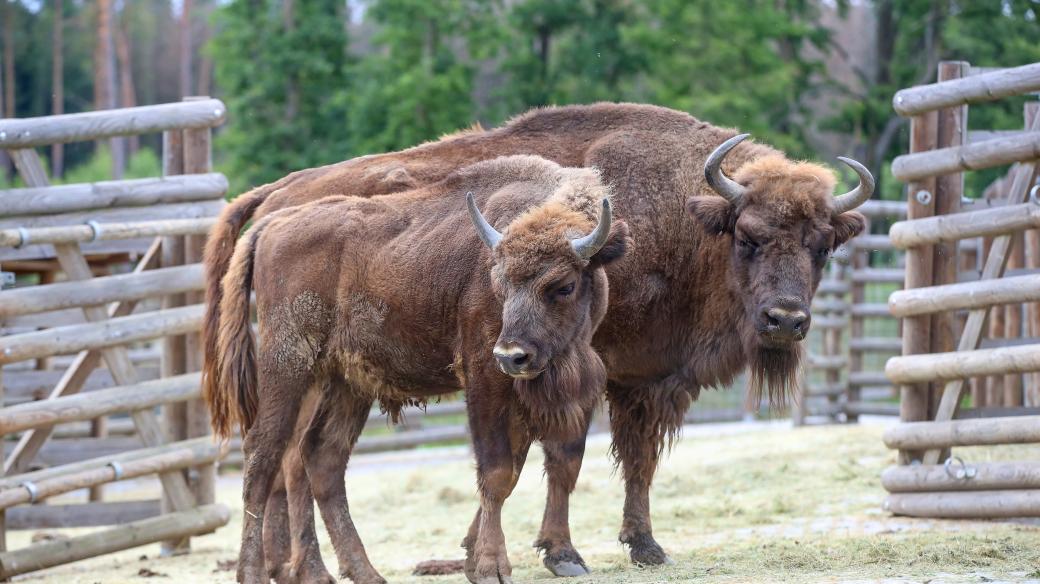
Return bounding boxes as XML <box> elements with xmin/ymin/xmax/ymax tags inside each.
<box><xmin>23</xmin><ymin>131</ymin><xmax>30</xmax><ymax>137</ymax></box>
<box><xmin>0</xmin><ymin>130</ymin><xmax>6</xmax><ymax>140</ymax></box>
<box><xmin>213</xmin><ymin>108</ymin><xmax>223</xmax><ymax>117</ymax></box>
<box><xmin>896</xmin><ymin>95</ymin><xmax>904</xmax><ymax>104</ymax></box>
<box><xmin>915</xmin><ymin>190</ymin><xmax>932</xmax><ymax>205</ymax></box>
<box><xmin>1030</xmin><ymin>185</ymin><xmax>1040</xmax><ymax>206</ymax></box>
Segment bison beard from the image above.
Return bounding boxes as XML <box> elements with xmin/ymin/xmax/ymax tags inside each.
<box><xmin>512</xmin><ymin>344</ymin><xmax>605</xmax><ymax>442</ymax></box>
<box><xmin>745</xmin><ymin>341</ymin><xmax>803</xmax><ymax>411</ymax></box>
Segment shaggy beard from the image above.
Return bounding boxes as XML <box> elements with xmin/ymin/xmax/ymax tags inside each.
<box><xmin>745</xmin><ymin>342</ymin><xmax>803</xmax><ymax>412</ymax></box>
<box><xmin>512</xmin><ymin>345</ymin><xmax>605</xmax><ymax>442</ymax></box>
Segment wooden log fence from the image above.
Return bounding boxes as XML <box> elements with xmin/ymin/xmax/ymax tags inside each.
<box><xmin>882</xmin><ymin>61</ymin><xmax>1040</xmax><ymax>519</ymax></box>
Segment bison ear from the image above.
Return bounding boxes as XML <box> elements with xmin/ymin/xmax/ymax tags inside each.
<box><xmin>589</xmin><ymin>221</ymin><xmax>631</xmax><ymax>268</ymax></box>
<box><xmin>686</xmin><ymin>196</ymin><xmax>736</xmax><ymax>235</ymax></box>
<box><xmin>831</xmin><ymin>211</ymin><xmax>866</xmax><ymax>248</ymax></box>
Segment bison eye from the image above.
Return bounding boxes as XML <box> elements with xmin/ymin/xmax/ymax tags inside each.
<box><xmin>556</xmin><ymin>282</ymin><xmax>575</xmax><ymax>297</ymax></box>
<box><xmin>738</xmin><ymin>238</ymin><xmax>758</xmax><ymax>254</ymax></box>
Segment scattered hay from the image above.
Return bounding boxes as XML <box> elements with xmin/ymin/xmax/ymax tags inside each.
<box><xmin>412</xmin><ymin>559</ymin><xmax>465</xmax><ymax>576</ymax></box>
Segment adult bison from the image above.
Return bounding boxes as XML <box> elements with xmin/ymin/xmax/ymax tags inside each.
<box><xmin>203</xmin><ymin>103</ymin><xmax>872</xmax><ymax>580</ymax></box>
<box><xmin>205</xmin><ymin>155</ymin><xmax>630</xmax><ymax>584</ymax></box>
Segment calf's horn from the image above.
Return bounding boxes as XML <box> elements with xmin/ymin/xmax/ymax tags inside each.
<box><xmin>467</xmin><ymin>192</ymin><xmax>503</xmax><ymax>250</ymax></box>
<box><xmin>832</xmin><ymin>157</ymin><xmax>875</xmax><ymax>215</ymax></box>
<box><xmin>571</xmin><ymin>198</ymin><xmax>613</xmax><ymax>260</ymax></box>
<box><xmin>704</xmin><ymin>133</ymin><xmax>750</xmax><ymax>206</ymax></box>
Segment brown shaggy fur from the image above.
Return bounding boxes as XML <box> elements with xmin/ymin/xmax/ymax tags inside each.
<box><xmin>208</xmin><ymin>155</ymin><xmax>629</xmax><ymax>584</ymax></box>
<box><xmin>201</xmin><ymin>103</ymin><xmax>867</xmax><ymax>575</ymax></box>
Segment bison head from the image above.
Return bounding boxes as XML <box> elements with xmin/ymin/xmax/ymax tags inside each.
<box><xmin>468</xmin><ymin>194</ymin><xmax>629</xmax><ymax>380</ymax></box>
<box><xmin>686</xmin><ymin>134</ymin><xmax>872</xmax><ymax>404</ymax></box>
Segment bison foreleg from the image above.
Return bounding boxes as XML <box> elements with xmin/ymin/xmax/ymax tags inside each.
<box><xmin>535</xmin><ymin>411</ymin><xmax>592</xmax><ymax>577</ymax></box>
<box><xmin>607</xmin><ymin>379</ymin><xmax>690</xmax><ymax>567</ymax></box>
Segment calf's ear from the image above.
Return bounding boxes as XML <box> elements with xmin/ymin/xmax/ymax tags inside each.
<box><xmin>686</xmin><ymin>196</ymin><xmax>736</xmax><ymax>234</ymax></box>
<box><xmin>831</xmin><ymin>211</ymin><xmax>866</xmax><ymax>248</ymax></box>
<box><xmin>589</xmin><ymin>221</ymin><xmax>631</xmax><ymax>268</ymax></box>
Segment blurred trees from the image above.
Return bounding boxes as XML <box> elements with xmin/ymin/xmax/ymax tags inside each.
<box><xmin>1</xmin><ymin>0</ymin><xmax>1039</xmax><ymax>194</ymax></box>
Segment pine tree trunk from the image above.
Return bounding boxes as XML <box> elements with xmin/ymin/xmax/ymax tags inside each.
<box><xmin>179</xmin><ymin>0</ymin><xmax>192</xmax><ymax>97</ymax></box>
<box><xmin>52</xmin><ymin>0</ymin><xmax>65</xmax><ymax>178</ymax></box>
<box><xmin>3</xmin><ymin>0</ymin><xmax>14</xmax><ymax>118</ymax></box>
<box><xmin>96</xmin><ymin>0</ymin><xmax>124</xmax><ymax>179</ymax></box>
<box><xmin>115</xmin><ymin>6</ymin><xmax>138</xmax><ymax>155</ymax></box>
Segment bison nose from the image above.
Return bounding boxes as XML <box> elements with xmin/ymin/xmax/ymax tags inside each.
<box><xmin>493</xmin><ymin>343</ymin><xmax>538</xmax><ymax>378</ymax></box>
<box><xmin>765</xmin><ymin>307</ymin><xmax>810</xmax><ymax>340</ymax></box>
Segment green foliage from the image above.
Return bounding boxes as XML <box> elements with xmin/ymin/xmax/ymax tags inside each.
<box><xmin>61</xmin><ymin>148</ymin><xmax>162</xmax><ymax>184</ymax></box>
<box><xmin>345</xmin><ymin>0</ymin><xmax>500</xmax><ymax>155</ymax></box>
<box><xmin>211</xmin><ymin>0</ymin><xmax>353</xmax><ymax>189</ymax></box>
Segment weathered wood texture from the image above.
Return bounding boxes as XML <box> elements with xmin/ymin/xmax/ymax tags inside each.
<box><xmin>883</xmin><ymin>415</ymin><xmax>1040</xmax><ymax>449</ymax></box>
<box><xmin>882</xmin><ymin>461</ymin><xmax>1040</xmax><ymax>492</ymax></box>
<box><xmin>0</xmin><ymin>304</ymin><xmax>204</xmax><ymax>365</ymax></box>
<box><xmin>891</xmin><ymin>131</ymin><xmax>1040</xmax><ymax>182</ymax></box>
<box><xmin>0</xmin><ymin>99</ymin><xmax>226</xmax><ymax>148</ymax></box>
<box><xmin>4</xmin><ymin>500</ymin><xmax>160</xmax><ymax>530</ymax></box>
<box><xmin>886</xmin><ymin>343</ymin><xmax>1040</xmax><ymax>384</ymax></box>
<box><xmin>889</xmin><ymin>202</ymin><xmax>1040</xmax><ymax>249</ymax></box>
<box><xmin>0</xmin><ymin>373</ymin><xmax>199</xmax><ymax>434</ymax></box>
<box><xmin>0</xmin><ymin>264</ymin><xmax>202</xmax><ymax>317</ymax></box>
<box><xmin>884</xmin><ymin>490</ymin><xmax>1040</xmax><ymax>518</ymax></box>
<box><xmin>889</xmin><ymin>273</ymin><xmax>1040</xmax><ymax>317</ymax></box>
<box><xmin>893</xmin><ymin>62</ymin><xmax>1040</xmax><ymax>116</ymax></box>
<box><xmin>0</xmin><ymin>504</ymin><xmax>229</xmax><ymax>579</ymax></box>
<box><xmin>0</xmin><ymin>173</ymin><xmax>226</xmax><ymax>216</ymax></box>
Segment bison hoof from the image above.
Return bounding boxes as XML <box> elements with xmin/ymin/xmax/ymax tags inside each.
<box><xmin>625</xmin><ymin>533</ymin><xmax>672</xmax><ymax>567</ymax></box>
<box><xmin>476</xmin><ymin>577</ymin><xmax>513</xmax><ymax>584</ymax></box>
<box><xmin>543</xmin><ymin>547</ymin><xmax>590</xmax><ymax>577</ymax></box>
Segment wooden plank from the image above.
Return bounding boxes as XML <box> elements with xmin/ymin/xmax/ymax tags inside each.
<box><xmin>0</xmin><ymin>304</ymin><xmax>204</xmax><ymax>365</ymax></box>
<box><xmin>0</xmin><ymin>99</ymin><xmax>226</xmax><ymax>148</ymax></box>
<box><xmin>886</xmin><ymin>343</ymin><xmax>1040</xmax><ymax>384</ymax></box>
<box><xmin>0</xmin><ymin>173</ymin><xmax>227</xmax><ymax>217</ymax></box>
<box><xmin>0</xmin><ymin>264</ymin><xmax>203</xmax><ymax>318</ymax></box>
<box><xmin>885</xmin><ymin>490</ymin><xmax>1040</xmax><ymax>518</ymax></box>
<box><xmin>0</xmin><ymin>200</ymin><xmax>224</xmax><ymax>233</ymax></box>
<box><xmin>889</xmin><ymin>273</ymin><xmax>1040</xmax><ymax>317</ymax></box>
<box><xmin>891</xmin><ymin>131</ymin><xmax>1040</xmax><ymax>182</ymax></box>
<box><xmin>889</xmin><ymin>201</ymin><xmax>1040</xmax><ymax>249</ymax></box>
<box><xmin>5</xmin><ymin>500</ymin><xmax>160</xmax><ymax>530</ymax></box>
<box><xmin>0</xmin><ymin>217</ymin><xmax>217</xmax><ymax>249</ymax></box>
<box><xmin>849</xmin><ymin>337</ymin><xmax>902</xmax><ymax>353</ymax></box>
<box><xmin>0</xmin><ymin>504</ymin><xmax>229</xmax><ymax>579</ymax></box>
<box><xmin>892</xmin><ymin>62</ymin><xmax>1040</xmax><ymax>116</ymax></box>
<box><xmin>0</xmin><ymin>373</ymin><xmax>199</xmax><ymax>434</ymax></box>
<box><xmin>883</xmin><ymin>415</ymin><xmax>1040</xmax><ymax>449</ymax></box>
<box><xmin>882</xmin><ymin>461</ymin><xmax>1040</xmax><ymax>493</ymax></box>
<box><xmin>850</xmin><ymin>268</ymin><xmax>904</xmax><ymax>283</ymax></box>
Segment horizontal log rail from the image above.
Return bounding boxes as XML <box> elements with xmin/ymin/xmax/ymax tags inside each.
<box><xmin>889</xmin><ymin>273</ymin><xmax>1040</xmax><ymax>317</ymax></box>
<box><xmin>0</xmin><ymin>199</ymin><xmax>223</xmax><ymax>232</ymax></box>
<box><xmin>889</xmin><ymin>201</ymin><xmax>1040</xmax><ymax>249</ymax></box>
<box><xmin>0</xmin><ymin>173</ymin><xmax>227</xmax><ymax>217</ymax></box>
<box><xmin>0</xmin><ymin>217</ymin><xmax>216</xmax><ymax>249</ymax></box>
<box><xmin>0</xmin><ymin>438</ymin><xmax>224</xmax><ymax>509</ymax></box>
<box><xmin>891</xmin><ymin>131</ymin><xmax>1040</xmax><ymax>182</ymax></box>
<box><xmin>859</xmin><ymin>200</ymin><xmax>909</xmax><ymax>219</ymax></box>
<box><xmin>849</xmin><ymin>337</ymin><xmax>902</xmax><ymax>352</ymax></box>
<box><xmin>0</xmin><ymin>99</ymin><xmax>226</xmax><ymax>148</ymax></box>
<box><xmin>817</xmin><ymin>280</ymin><xmax>850</xmax><ymax>294</ymax></box>
<box><xmin>0</xmin><ymin>373</ymin><xmax>200</xmax><ymax>434</ymax></box>
<box><xmin>883</xmin><ymin>415</ymin><xmax>1040</xmax><ymax>450</ymax></box>
<box><xmin>0</xmin><ymin>304</ymin><xmax>204</xmax><ymax>365</ymax></box>
<box><xmin>850</xmin><ymin>234</ymin><xmax>896</xmax><ymax>251</ymax></box>
<box><xmin>850</xmin><ymin>303</ymin><xmax>891</xmax><ymax>317</ymax></box>
<box><xmin>884</xmin><ymin>490</ymin><xmax>1040</xmax><ymax>518</ymax></box>
<box><xmin>843</xmin><ymin>402</ymin><xmax>899</xmax><ymax>417</ymax></box>
<box><xmin>808</xmin><ymin>355</ymin><xmax>846</xmax><ymax>369</ymax></box>
<box><xmin>882</xmin><ymin>461</ymin><xmax>1040</xmax><ymax>493</ymax></box>
<box><xmin>849</xmin><ymin>371</ymin><xmax>891</xmax><ymax>387</ymax></box>
<box><xmin>0</xmin><ymin>504</ymin><xmax>230</xmax><ymax>579</ymax></box>
<box><xmin>893</xmin><ymin>62</ymin><xmax>1040</xmax><ymax>116</ymax></box>
<box><xmin>885</xmin><ymin>344</ymin><xmax>1040</xmax><ymax>384</ymax></box>
<box><xmin>850</xmin><ymin>268</ymin><xmax>905</xmax><ymax>283</ymax></box>
<box><xmin>0</xmin><ymin>264</ymin><xmax>203</xmax><ymax>317</ymax></box>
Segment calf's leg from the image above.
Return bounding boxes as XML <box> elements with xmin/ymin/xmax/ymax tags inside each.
<box><xmin>262</xmin><ymin>471</ymin><xmax>293</xmax><ymax>583</ymax></box>
<box><xmin>237</xmin><ymin>368</ymin><xmax>309</xmax><ymax>584</ymax></box>
<box><xmin>535</xmin><ymin>411</ymin><xmax>592</xmax><ymax>577</ymax></box>
<box><xmin>607</xmin><ymin>379</ymin><xmax>690</xmax><ymax>567</ymax></box>
<box><xmin>301</xmin><ymin>385</ymin><xmax>385</xmax><ymax>584</ymax></box>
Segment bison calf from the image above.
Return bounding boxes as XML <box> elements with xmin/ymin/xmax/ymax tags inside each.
<box><xmin>204</xmin><ymin>155</ymin><xmax>629</xmax><ymax>584</ymax></box>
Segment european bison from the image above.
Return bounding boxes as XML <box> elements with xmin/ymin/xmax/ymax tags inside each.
<box><xmin>202</xmin><ymin>103</ymin><xmax>872</xmax><ymax>580</ymax></box>
<box><xmin>203</xmin><ymin>155</ymin><xmax>630</xmax><ymax>584</ymax></box>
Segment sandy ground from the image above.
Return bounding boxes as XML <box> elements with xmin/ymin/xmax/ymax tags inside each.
<box><xmin>8</xmin><ymin>419</ymin><xmax>1040</xmax><ymax>583</ymax></box>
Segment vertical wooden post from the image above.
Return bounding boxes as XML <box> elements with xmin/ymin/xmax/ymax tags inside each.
<box><xmin>160</xmin><ymin>128</ymin><xmax>189</xmax><ymax>556</ymax></box>
<box><xmin>900</xmin><ymin>106</ymin><xmax>938</xmax><ymax>464</ymax></box>
<box><xmin>928</xmin><ymin>61</ymin><xmax>967</xmax><ymax>463</ymax></box>
<box><xmin>1004</xmin><ymin>232</ymin><xmax>1025</xmax><ymax>406</ymax></box>
<box><xmin>182</xmin><ymin>97</ymin><xmax>216</xmax><ymax>511</ymax></box>
<box><xmin>1024</xmin><ymin>103</ymin><xmax>1040</xmax><ymax>407</ymax></box>
<box><xmin>846</xmin><ymin>229</ymin><xmax>868</xmax><ymax>423</ymax></box>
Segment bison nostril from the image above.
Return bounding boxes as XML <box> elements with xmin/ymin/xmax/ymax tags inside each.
<box><xmin>512</xmin><ymin>353</ymin><xmax>531</xmax><ymax>367</ymax></box>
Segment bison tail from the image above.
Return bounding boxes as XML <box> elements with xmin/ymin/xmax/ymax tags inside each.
<box><xmin>205</xmin><ymin>221</ymin><xmax>263</xmax><ymax>440</ymax></box>
<box><xmin>202</xmin><ymin>188</ymin><xmax>270</xmax><ymax>439</ymax></box>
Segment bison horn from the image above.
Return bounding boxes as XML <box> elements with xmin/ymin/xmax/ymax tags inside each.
<box><xmin>832</xmin><ymin>157</ymin><xmax>875</xmax><ymax>215</ymax></box>
<box><xmin>704</xmin><ymin>133</ymin><xmax>750</xmax><ymax>206</ymax></box>
<box><xmin>466</xmin><ymin>192</ymin><xmax>503</xmax><ymax>250</ymax></box>
<box><xmin>571</xmin><ymin>198</ymin><xmax>613</xmax><ymax>260</ymax></box>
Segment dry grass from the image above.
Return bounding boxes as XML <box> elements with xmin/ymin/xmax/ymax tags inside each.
<box><xmin>10</xmin><ymin>422</ymin><xmax>1040</xmax><ymax>583</ymax></box>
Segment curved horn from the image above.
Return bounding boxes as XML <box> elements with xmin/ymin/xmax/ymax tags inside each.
<box><xmin>466</xmin><ymin>192</ymin><xmax>502</xmax><ymax>250</ymax></box>
<box><xmin>704</xmin><ymin>133</ymin><xmax>750</xmax><ymax>206</ymax></box>
<box><xmin>832</xmin><ymin>157</ymin><xmax>875</xmax><ymax>215</ymax></box>
<box><xmin>571</xmin><ymin>198</ymin><xmax>613</xmax><ymax>260</ymax></box>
